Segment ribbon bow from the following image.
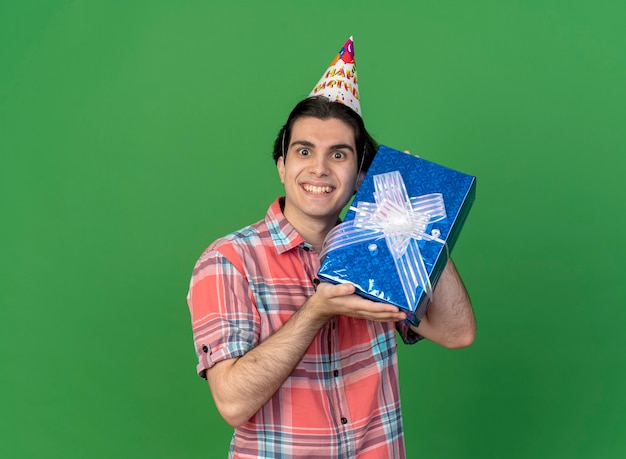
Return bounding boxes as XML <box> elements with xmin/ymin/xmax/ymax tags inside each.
<box><xmin>320</xmin><ymin>171</ymin><xmax>447</xmax><ymax>308</ymax></box>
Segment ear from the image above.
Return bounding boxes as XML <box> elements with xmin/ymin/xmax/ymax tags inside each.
<box><xmin>354</xmin><ymin>171</ymin><xmax>365</xmax><ymax>192</ymax></box>
<box><xmin>277</xmin><ymin>156</ymin><xmax>286</xmax><ymax>184</ymax></box>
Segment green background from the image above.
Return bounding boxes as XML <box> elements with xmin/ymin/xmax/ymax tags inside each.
<box><xmin>2</xmin><ymin>1</ymin><xmax>625</xmax><ymax>457</ymax></box>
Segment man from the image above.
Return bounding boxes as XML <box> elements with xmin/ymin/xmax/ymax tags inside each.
<box><xmin>187</xmin><ymin>38</ymin><xmax>476</xmax><ymax>458</ymax></box>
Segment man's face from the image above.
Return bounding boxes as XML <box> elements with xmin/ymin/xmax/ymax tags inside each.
<box><xmin>277</xmin><ymin>116</ymin><xmax>362</xmax><ymax>229</ymax></box>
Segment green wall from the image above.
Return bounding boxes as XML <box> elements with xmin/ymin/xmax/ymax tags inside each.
<box><xmin>2</xmin><ymin>1</ymin><xmax>625</xmax><ymax>457</ymax></box>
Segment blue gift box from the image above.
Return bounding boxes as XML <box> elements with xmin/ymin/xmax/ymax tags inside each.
<box><xmin>318</xmin><ymin>145</ymin><xmax>476</xmax><ymax>326</ymax></box>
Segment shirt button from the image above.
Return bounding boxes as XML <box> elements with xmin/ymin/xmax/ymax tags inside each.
<box><xmin>201</xmin><ymin>345</ymin><xmax>209</xmax><ymax>353</ymax></box>
<box><xmin>333</xmin><ymin>370</ymin><xmax>339</xmax><ymax>377</ymax></box>
<box><xmin>302</xmin><ymin>246</ymin><xmax>310</xmax><ymax>252</ymax></box>
<box><xmin>341</xmin><ymin>417</ymin><xmax>348</xmax><ymax>424</ymax></box>
<box><xmin>313</xmin><ymin>278</ymin><xmax>320</xmax><ymax>285</ymax></box>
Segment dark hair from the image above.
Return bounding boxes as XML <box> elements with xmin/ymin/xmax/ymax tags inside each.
<box><xmin>272</xmin><ymin>96</ymin><xmax>378</xmax><ymax>173</ymax></box>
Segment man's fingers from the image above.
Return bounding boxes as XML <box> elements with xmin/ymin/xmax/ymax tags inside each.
<box><xmin>345</xmin><ymin>297</ymin><xmax>407</xmax><ymax>321</ymax></box>
<box><xmin>315</xmin><ymin>282</ymin><xmax>408</xmax><ymax>322</ymax></box>
<box><xmin>404</xmin><ymin>149</ymin><xmax>420</xmax><ymax>158</ymax></box>
<box><xmin>318</xmin><ymin>281</ymin><xmax>355</xmax><ymax>297</ymax></box>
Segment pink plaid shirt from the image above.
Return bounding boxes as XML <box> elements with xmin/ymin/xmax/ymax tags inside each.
<box><xmin>187</xmin><ymin>198</ymin><xmax>419</xmax><ymax>458</ymax></box>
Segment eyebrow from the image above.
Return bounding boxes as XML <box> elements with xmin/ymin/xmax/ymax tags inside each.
<box><xmin>290</xmin><ymin>140</ymin><xmax>315</xmax><ymax>149</ymax></box>
<box><xmin>290</xmin><ymin>140</ymin><xmax>356</xmax><ymax>153</ymax></box>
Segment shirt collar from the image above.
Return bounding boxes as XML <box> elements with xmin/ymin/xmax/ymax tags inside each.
<box><xmin>265</xmin><ymin>197</ymin><xmax>310</xmax><ymax>254</ymax></box>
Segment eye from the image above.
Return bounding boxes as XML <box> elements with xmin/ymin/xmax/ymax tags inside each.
<box><xmin>298</xmin><ymin>148</ymin><xmax>311</xmax><ymax>156</ymax></box>
<box><xmin>332</xmin><ymin>151</ymin><xmax>346</xmax><ymax>159</ymax></box>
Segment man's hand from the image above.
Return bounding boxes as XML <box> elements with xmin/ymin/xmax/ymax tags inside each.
<box><xmin>303</xmin><ymin>282</ymin><xmax>407</xmax><ymax>325</ymax></box>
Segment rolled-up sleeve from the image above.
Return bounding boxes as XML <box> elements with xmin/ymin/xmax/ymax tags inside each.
<box><xmin>187</xmin><ymin>246</ymin><xmax>260</xmax><ymax>379</ymax></box>
<box><xmin>396</xmin><ymin>321</ymin><xmax>423</xmax><ymax>345</ymax></box>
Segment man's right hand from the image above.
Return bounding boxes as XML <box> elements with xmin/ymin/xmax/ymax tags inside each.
<box><xmin>304</xmin><ymin>281</ymin><xmax>407</xmax><ymax>325</ymax></box>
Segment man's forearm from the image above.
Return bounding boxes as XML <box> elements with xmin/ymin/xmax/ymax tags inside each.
<box><xmin>208</xmin><ymin>281</ymin><xmax>409</xmax><ymax>427</ymax></box>
<box><xmin>207</xmin><ymin>299</ymin><xmax>328</xmax><ymax>427</ymax></box>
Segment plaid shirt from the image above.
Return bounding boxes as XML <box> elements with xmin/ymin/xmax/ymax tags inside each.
<box><xmin>187</xmin><ymin>198</ymin><xmax>419</xmax><ymax>458</ymax></box>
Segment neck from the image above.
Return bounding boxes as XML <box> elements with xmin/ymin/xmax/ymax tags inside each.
<box><xmin>282</xmin><ymin>208</ymin><xmax>339</xmax><ymax>253</ymax></box>
<box><xmin>297</xmin><ymin>221</ymin><xmax>337</xmax><ymax>254</ymax></box>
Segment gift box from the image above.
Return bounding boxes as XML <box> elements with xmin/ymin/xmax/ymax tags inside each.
<box><xmin>318</xmin><ymin>145</ymin><xmax>476</xmax><ymax>326</ymax></box>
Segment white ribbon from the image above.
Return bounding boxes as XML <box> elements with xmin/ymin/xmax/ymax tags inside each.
<box><xmin>320</xmin><ymin>171</ymin><xmax>447</xmax><ymax>308</ymax></box>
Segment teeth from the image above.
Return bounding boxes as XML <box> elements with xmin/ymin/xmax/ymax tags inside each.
<box><xmin>303</xmin><ymin>184</ymin><xmax>333</xmax><ymax>194</ymax></box>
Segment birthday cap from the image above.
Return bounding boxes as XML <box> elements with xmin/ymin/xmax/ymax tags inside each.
<box><xmin>309</xmin><ymin>36</ymin><xmax>361</xmax><ymax>116</ymax></box>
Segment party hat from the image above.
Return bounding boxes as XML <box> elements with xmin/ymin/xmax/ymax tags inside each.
<box><xmin>309</xmin><ymin>36</ymin><xmax>361</xmax><ymax>116</ymax></box>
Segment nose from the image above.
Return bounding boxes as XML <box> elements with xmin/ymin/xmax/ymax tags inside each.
<box><xmin>309</xmin><ymin>154</ymin><xmax>330</xmax><ymax>176</ymax></box>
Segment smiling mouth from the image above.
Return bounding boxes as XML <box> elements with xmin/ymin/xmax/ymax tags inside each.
<box><xmin>302</xmin><ymin>184</ymin><xmax>334</xmax><ymax>195</ymax></box>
